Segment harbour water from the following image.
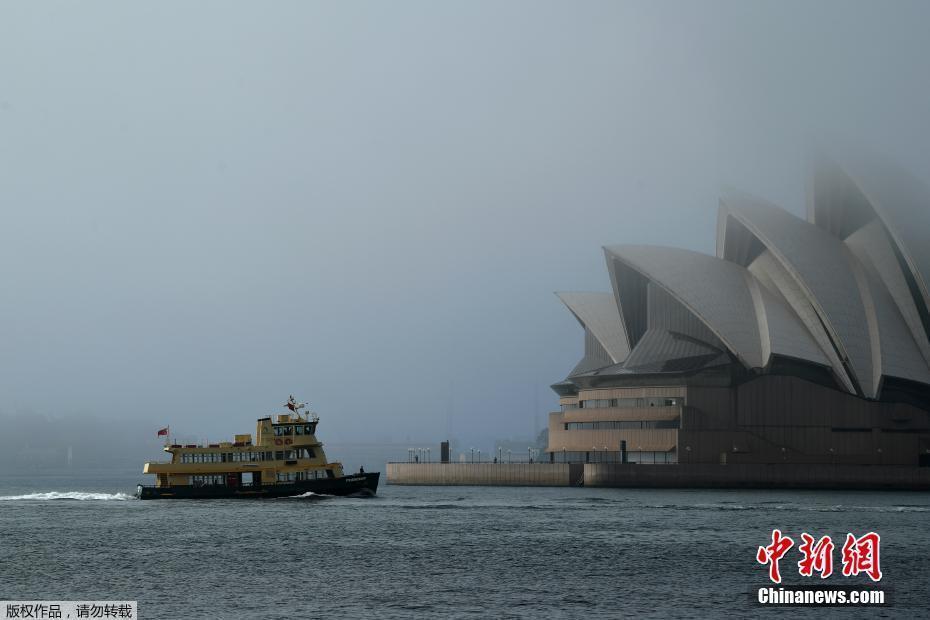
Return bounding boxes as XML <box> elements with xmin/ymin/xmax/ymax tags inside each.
<box><xmin>1</xmin><ymin>471</ymin><xmax>928</xmax><ymax>619</ymax></box>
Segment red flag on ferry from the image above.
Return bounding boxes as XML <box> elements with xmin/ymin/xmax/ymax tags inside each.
<box><xmin>157</xmin><ymin>427</ymin><xmax>169</xmax><ymax>437</ymax></box>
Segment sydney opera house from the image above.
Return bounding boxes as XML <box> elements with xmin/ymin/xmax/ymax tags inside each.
<box><xmin>549</xmin><ymin>153</ymin><xmax>930</xmax><ymax>487</ymax></box>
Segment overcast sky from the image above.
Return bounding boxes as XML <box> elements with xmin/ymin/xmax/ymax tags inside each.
<box><xmin>2</xmin><ymin>1</ymin><xmax>929</xmax><ymax>449</ymax></box>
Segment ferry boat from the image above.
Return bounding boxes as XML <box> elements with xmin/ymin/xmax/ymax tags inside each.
<box><xmin>136</xmin><ymin>397</ymin><xmax>379</xmax><ymax>499</ymax></box>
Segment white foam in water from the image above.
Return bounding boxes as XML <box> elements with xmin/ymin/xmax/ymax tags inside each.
<box><xmin>0</xmin><ymin>491</ymin><xmax>135</xmax><ymax>501</ymax></box>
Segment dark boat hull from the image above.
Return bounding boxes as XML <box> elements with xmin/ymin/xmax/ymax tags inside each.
<box><xmin>136</xmin><ymin>472</ymin><xmax>379</xmax><ymax>500</ymax></box>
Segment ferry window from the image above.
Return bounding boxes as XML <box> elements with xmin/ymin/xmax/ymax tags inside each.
<box><xmin>274</xmin><ymin>451</ymin><xmax>284</xmax><ymax>460</ymax></box>
<box><xmin>304</xmin><ymin>424</ymin><xmax>313</xmax><ymax>434</ymax></box>
<box><xmin>295</xmin><ymin>425</ymin><xmax>304</xmax><ymax>436</ymax></box>
<box><xmin>265</xmin><ymin>452</ymin><xmax>272</xmax><ymax>461</ymax></box>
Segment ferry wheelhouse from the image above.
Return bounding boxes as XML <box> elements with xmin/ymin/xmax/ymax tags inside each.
<box><xmin>136</xmin><ymin>397</ymin><xmax>379</xmax><ymax>499</ymax></box>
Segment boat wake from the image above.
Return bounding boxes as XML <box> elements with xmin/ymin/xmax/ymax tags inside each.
<box><xmin>0</xmin><ymin>491</ymin><xmax>136</xmax><ymax>501</ymax></box>
<box><xmin>282</xmin><ymin>491</ymin><xmax>333</xmax><ymax>500</ymax></box>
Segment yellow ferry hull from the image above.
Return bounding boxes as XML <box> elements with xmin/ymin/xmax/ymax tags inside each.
<box><xmin>136</xmin><ymin>472</ymin><xmax>379</xmax><ymax>500</ymax></box>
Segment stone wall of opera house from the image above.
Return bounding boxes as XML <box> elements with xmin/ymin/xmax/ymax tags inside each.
<box><xmin>547</xmin><ymin>375</ymin><xmax>930</xmax><ymax>468</ymax></box>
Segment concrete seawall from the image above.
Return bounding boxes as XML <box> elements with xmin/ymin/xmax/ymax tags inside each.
<box><xmin>386</xmin><ymin>463</ymin><xmax>577</xmax><ymax>486</ymax></box>
<box><xmin>584</xmin><ymin>463</ymin><xmax>930</xmax><ymax>490</ymax></box>
<box><xmin>387</xmin><ymin>462</ymin><xmax>930</xmax><ymax>489</ymax></box>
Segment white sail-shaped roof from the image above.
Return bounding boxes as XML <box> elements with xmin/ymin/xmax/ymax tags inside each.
<box><xmin>809</xmin><ymin>153</ymin><xmax>930</xmax><ymax>366</ymax></box>
<box><xmin>720</xmin><ymin>190</ymin><xmax>930</xmax><ymax>397</ymax></box>
<box><xmin>604</xmin><ymin>245</ymin><xmax>829</xmax><ymax>371</ymax></box>
<box><xmin>811</xmin><ymin>151</ymin><xmax>930</xmax><ymax>325</ymax></box>
<box><xmin>555</xmin><ymin>291</ymin><xmax>630</xmax><ymax>365</ymax></box>
<box><xmin>557</xmin><ymin>151</ymin><xmax>930</xmax><ymax>401</ymax></box>
<box><xmin>845</xmin><ymin>219</ymin><xmax>930</xmax><ymax>367</ymax></box>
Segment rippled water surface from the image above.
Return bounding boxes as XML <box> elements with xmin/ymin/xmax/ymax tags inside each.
<box><xmin>1</xmin><ymin>472</ymin><xmax>928</xmax><ymax>619</ymax></box>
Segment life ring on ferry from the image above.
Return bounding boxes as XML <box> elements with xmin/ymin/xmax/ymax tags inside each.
<box><xmin>274</xmin><ymin>438</ymin><xmax>283</xmax><ymax>446</ymax></box>
<box><xmin>284</xmin><ymin>438</ymin><xmax>293</xmax><ymax>445</ymax></box>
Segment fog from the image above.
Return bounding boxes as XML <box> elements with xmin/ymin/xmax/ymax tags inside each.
<box><xmin>2</xmin><ymin>1</ymin><xmax>929</xmax><ymax>468</ymax></box>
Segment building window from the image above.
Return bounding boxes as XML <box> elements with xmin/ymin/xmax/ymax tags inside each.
<box><xmin>578</xmin><ymin>397</ymin><xmax>683</xmax><ymax>409</ymax></box>
<box><xmin>564</xmin><ymin>420</ymin><xmax>680</xmax><ymax>431</ymax></box>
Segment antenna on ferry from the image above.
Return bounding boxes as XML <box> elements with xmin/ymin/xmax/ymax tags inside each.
<box><xmin>285</xmin><ymin>395</ymin><xmax>308</xmax><ymax>420</ymax></box>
